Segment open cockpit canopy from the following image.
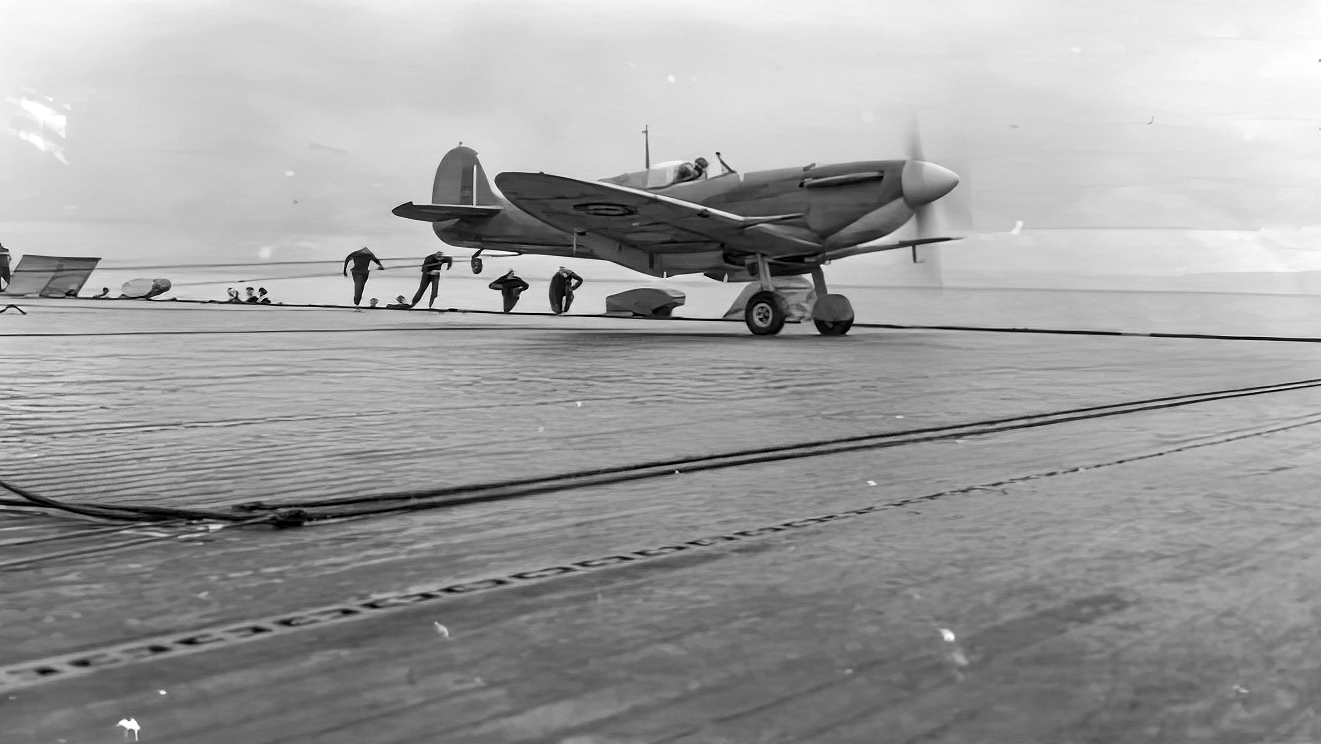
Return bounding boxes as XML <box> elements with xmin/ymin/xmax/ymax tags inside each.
<box><xmin>601</xmin><ymin>159</ymin><xmax>708</xmax><ymax>190</ymax></box>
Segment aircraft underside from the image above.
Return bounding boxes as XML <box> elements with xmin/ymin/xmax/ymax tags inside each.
<box><xmin>445</xmin><ymin>233</ymin><xmax>850</xmax><ymax>336</ymax></box>
<box><xmin>442</xmin><ymin>232</ymin><xmax>822</xmax><ymax>282</ymax></box>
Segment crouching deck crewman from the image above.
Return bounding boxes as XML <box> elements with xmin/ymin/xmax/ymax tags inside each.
<box><xmin>549</xmin><ymin>266</ymin><xmax>584</xmax><ymax>314</ymax></box>
<box><xmin>489</xmin><ymin>269</ymin><xmax>529</xmax><ymax>313</ymax></box>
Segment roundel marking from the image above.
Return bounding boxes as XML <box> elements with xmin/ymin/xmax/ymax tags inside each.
<box><xmin>573</xmin><ymin>202</ymin><xmax>637</xmax><ymax>217</ymax></box>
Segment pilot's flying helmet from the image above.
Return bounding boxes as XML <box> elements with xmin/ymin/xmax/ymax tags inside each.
<box><xmin>695</xmin><ymin>157</ymin><xmax>709</xmax><ymax>168</ymax></box>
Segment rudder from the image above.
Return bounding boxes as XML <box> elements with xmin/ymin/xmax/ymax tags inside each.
<box><xmin>433</xmin><ymin>146</ymin><xmax>498</xmax><ymax>206</ymax></box>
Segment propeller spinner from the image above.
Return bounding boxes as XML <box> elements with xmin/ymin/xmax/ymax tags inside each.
<box><xmin>903</xmin><ymin>118</ymin><xmax>962</xmax><ymax>263</ymax></box>
<box><xmin>901</xmin><ymin>160</ymin><xmax>960</xmax><ymax>206</ymax></box>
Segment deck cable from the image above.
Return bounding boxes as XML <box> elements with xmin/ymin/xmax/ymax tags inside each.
<box><xmin>0</xmin><ymin>476</ymin><xmax>310</xmax><ymax>528</ymax></box>
<box><xmin>6</xmin><ymin>298</ymin><xmax>1321</xmax><ymax>343</ymax></box>
<box><xmin>226</xmin><ymin>375</ymin><xmax>1321</xmax><ymax>523</ymax></box>
<box><xmin>6</xmin><ymin>376</ymin><xmax>1321</xmax><ymax>529</ymax></box>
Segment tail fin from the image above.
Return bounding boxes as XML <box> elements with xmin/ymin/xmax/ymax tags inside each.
<box><xmin>394</xmin><ymin>145</ymin><xmax>504</xmax><ymax>222</ymax></box>
<box><xmin>433</xmin><ymin>146</ymin><xmax>498</xmax><ymax>206</ymax></box>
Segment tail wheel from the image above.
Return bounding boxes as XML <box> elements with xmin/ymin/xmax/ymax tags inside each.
<box><xmin>814</xmin><ymin>318</ymin><xmax>853</xmax><ymax>336</ymax></box>
<box><xmin>745</xmin><ymin>291</ymin><xmax>786</xmax><ymax>336</ymax></box>
<box><xmin>471</xmin><ymin>256</ymin><xmax>484</xmax><ymax>274</ymax></box>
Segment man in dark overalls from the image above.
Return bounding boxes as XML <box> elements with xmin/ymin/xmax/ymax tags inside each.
<box><xmin>549</xmin><ymin>266</ymin><xmax>584</xmax><ymax>314</ymax></box>
<box><xmin>489</xmin><ymin>269</ymin><xmax>529</xmax><ymax>313</ymax></box>
<box><xmin>409</xmin><ymin>250</ymin><xmax>453</xmax><ymax>309</ymax></box>
<box><xmin>0</xmin><ymin>244</ymin><xmax>11</xmax><ymax>291</ymax></box>
<box><xmin>342</xmin><ymin>247</ymin><xmax>385</xmax><ymax>306</ymax></box>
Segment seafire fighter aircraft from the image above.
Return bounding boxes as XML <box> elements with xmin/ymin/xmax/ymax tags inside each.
<box><xmin>393</xmin><ymin>137</ymin><xmax>960</xmax><ymax>335</ymax></box>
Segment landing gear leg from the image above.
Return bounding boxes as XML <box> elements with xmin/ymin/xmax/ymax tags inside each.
<box><xmin>744</xmin><ymin>253</ymin><xmax>786</xmax><ymax>336</ymax></box>
<box><xmin>756</xmin><ymin>253</ymin><xmax>775</xmax><ymax>293</ymax></box>
<box><xmin>810</xmin><ymin>265</ymin><xmax>854</xmax><ymax>336</ymax></box>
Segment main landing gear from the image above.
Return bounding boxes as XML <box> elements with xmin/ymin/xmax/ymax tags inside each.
<box><xmin>745</xmin><ymin>290</ymin><xmax>786</xmax><ymax>335</ymax></box>
<box><xmin>741</xmin><ymin>256</ymin><xmax>855</xmax><ymax>336</ymax></box>
<box><xmin>809</xmin><ymin>265</ymin><xmax>855</xmax><ymax>336</ymax></box>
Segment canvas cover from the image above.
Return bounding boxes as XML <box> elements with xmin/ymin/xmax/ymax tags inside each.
<box><xmin>120</xmin><ymin>278</ymin><xmax>173</xmax><ymax>299</ymax></box>
<box><xmin>604</xmin><ymin>287</ymin><xmax>687</xmax><ymax>317</ymax></box>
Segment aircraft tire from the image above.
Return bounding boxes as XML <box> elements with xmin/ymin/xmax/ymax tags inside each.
<box><xmin>471</xmin><ymin>256</ymin><xmax>484</xmax><ymax>274</ymax></box>
<box><xmin>814</xmin><ymin>318</ymin><xmax>853</xmax><ymax>336</ymax></box>
<box><xmin>745</xmin><ymin>291</ymin><xmax>786</xmax><ymax>336</ymax></box>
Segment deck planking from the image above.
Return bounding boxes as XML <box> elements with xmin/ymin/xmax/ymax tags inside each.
<box><xmin>4</xmin><ymin>299</ymin><xmax>1321</xmax><ymax>742</ymax></box>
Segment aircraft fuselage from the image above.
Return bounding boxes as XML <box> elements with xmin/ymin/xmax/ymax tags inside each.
<box><xmin>435</xmin><ymin>159</ymin><xmax>912</xmax><ymax>280</ymax></box>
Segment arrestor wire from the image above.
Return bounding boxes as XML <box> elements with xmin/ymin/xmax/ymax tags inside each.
<box><xmin>6</xmin><ymin>376</ymin><xmax>1316</xmax><ymax>531</ymax></box>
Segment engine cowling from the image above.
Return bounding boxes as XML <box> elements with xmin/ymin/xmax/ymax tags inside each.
<box><xmin>822</xmin><ymin>199</ymin><xmax>915</xmax><ymax>249</ymax></box>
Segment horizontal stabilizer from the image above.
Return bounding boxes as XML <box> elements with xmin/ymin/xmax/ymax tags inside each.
<box><xmin>392</xmin><ymin>202</ymin><xmax>502</xmax><ymax>222</ymax></box>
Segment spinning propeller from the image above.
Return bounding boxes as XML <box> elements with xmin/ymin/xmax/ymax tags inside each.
<box><xmin>900</xmin><ymin>118</ymin><xmax>972</xmax><ymax>261</ymax></box>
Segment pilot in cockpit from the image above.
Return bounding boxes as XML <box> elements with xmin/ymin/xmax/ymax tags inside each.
<box><xmin>674</xmin><ymin>157</ymin><xmax>709</xmax><ymax>184</ymax></box>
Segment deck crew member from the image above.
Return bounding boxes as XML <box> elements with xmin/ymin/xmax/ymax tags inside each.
<box><xmin>386</xmin><ymin>295</ymin><xmax>411</xmax><ymax>309</ymax></box>
<box><xmin>410</xmin><ymin>250</ymin><xmax>453</xmax><ymax>309</ymax></box>
<box><xmin>549</xmin><ymin>266</ymin><xmax>584</xmax><ymax>314</ymax></box>
<box><xmin>0</xmin><ymin>244</ymin><xmax>11</xmax><ymax>291</ymax></box>
<box><xmin>342</xmin><ymin>247</ymin><xmax>385</xmax><ymax>306</ymax></box>
<box><xmin>244</xmin><ymin>287</ymin><xmax>259</xmax><ymax>303</ymax></box>
<box><xmin>258</xmin><ymin>287</ymin><xmax>272</xmax><ymax>305</ymax></box>
<box><xmin>489</xmin><ymin>269</ymin><xmax>529</xmax><ymax>313</ymax></box>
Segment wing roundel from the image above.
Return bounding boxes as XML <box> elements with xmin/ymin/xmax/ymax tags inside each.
<box><xmin>494</xmin><ymin>173</ymin><xmax>820</xmax><ymax>256</ymax></box>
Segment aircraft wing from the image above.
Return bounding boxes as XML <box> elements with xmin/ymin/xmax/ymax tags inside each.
<box><xmin>494</xmin><ymin>173</ymin><xmax>822</xmax><ymax>256</ymax></box>
<box><xmin>821</xmin><ymin>236</ymin><xmax>958</xmax><ymax>261</ymax></box>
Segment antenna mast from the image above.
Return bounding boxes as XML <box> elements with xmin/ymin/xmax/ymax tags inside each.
<box><xmin>642</xmin><ymin>125</ymin><xmax>650</xmax><ymax>169</ymax></box>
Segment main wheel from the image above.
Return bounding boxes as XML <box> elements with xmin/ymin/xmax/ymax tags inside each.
<box><xmin>814</xmin><ymin>318</ymin><xmax>853</xmax><ymax>336</ymax></box>
<box><xmin>471</xmin><ymin>256</ymin><xmax>484</xmax><ymax>274</ymax></box>
<box><xmin>745</xmin><ymin>291</ymin><xmax>786</xmax><ymax>335</ymax></box>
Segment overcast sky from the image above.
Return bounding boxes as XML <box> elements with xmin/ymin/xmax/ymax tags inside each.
<box><xmin>2</xmin><ymin>0</ymin><xmax>1319</xmax><ymax>281</ymax></box>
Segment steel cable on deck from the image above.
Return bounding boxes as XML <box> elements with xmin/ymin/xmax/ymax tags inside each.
<box><xmin>6</xmin><ymin>299</ymin><xmax>1321</xmax><ymax>343</ymax></box>
<box><xmin>6</xmin><ymin>375</ymin><xmax>1321</xmax><ymax>528</ymax></box>
<box><xmin>76</xmin><ymin>257</ymin><xmax>426</xmax><ymax>296</ymax></box>
<box><xmin>5</xmin><ymin>377</ymin><xmax>1321</xmax><ymax>530</ymax></box>
<box><xmin>0</xmin><ymin>476</ymin><xmax>309</xmax><ymax>528</ymax></box>
<box><xmin>90</xmin><ymin>258</ymin><xmax>423</xmax><ymax>271</ymax></box>
<box><xmin>7</xmin><ymin>412</ymin><xmax>1321</xmax><ymax>573</ymax></box>
<box><xmin>219</xmin><ymin>375</ymin><xmax>1321</xmax><ymax>523</ymax></box>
